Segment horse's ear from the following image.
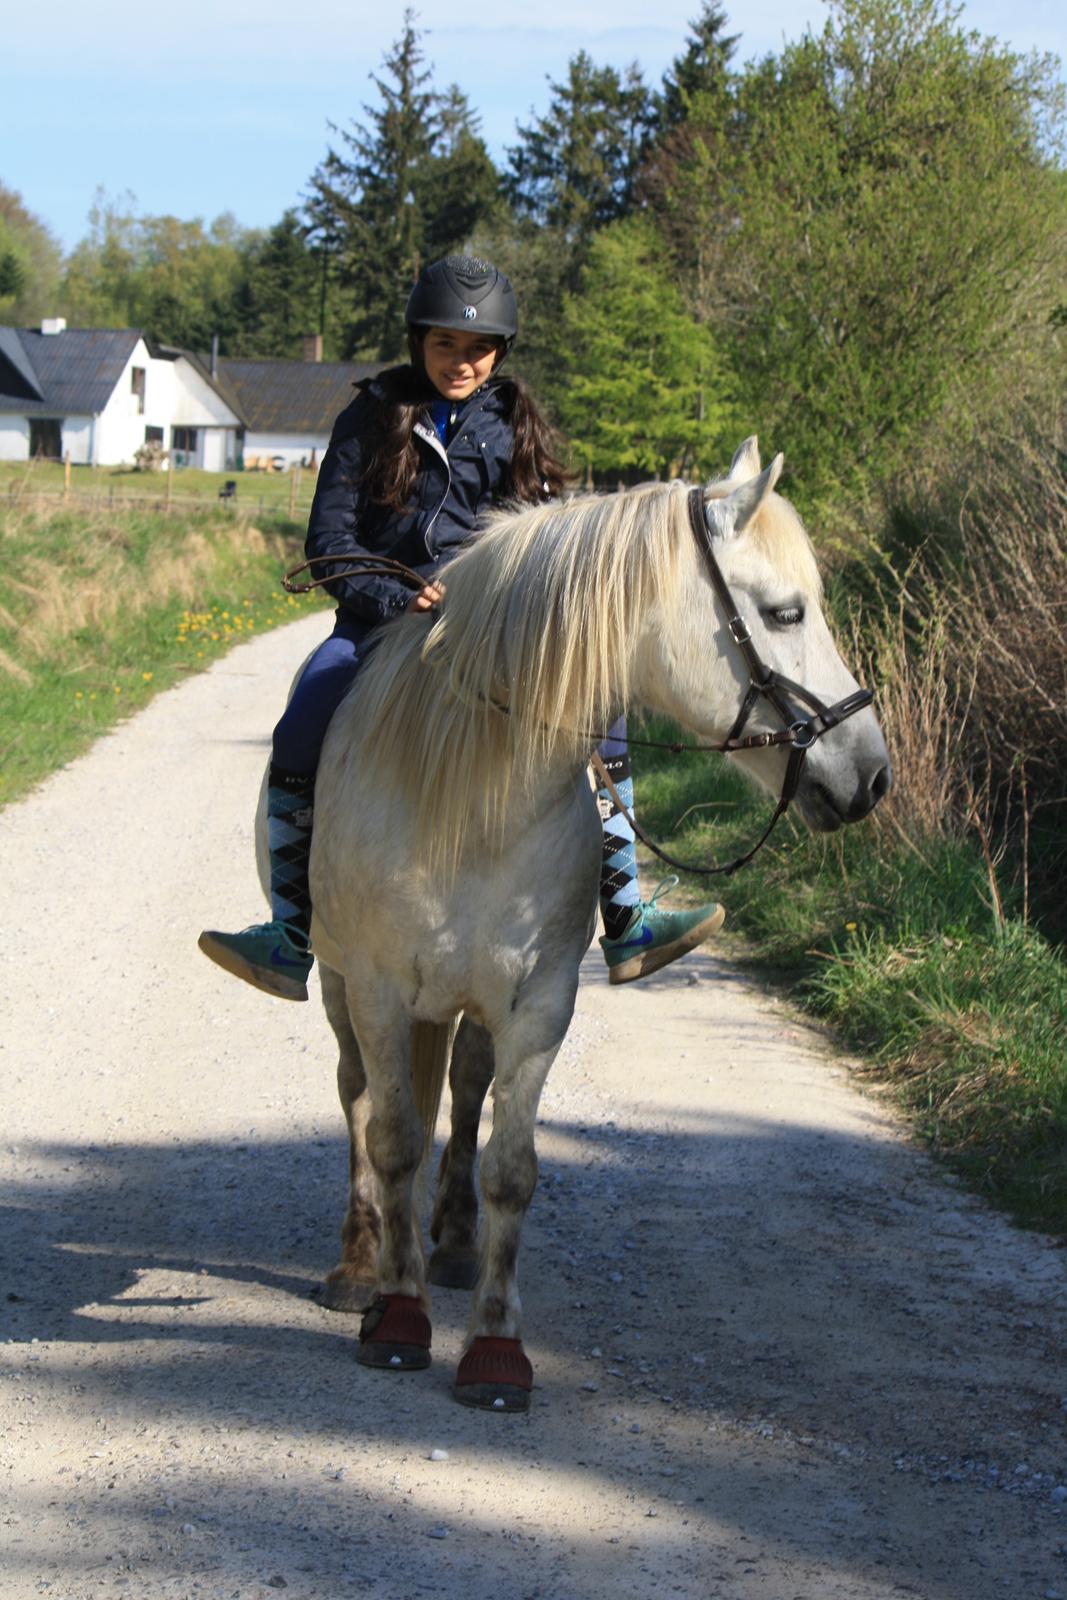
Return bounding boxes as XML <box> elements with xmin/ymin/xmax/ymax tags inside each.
<box><xmin>729</xmin><ymin>436</ymin><xmax>761</xmax><ymax>481</ymax></box>
<box><xmin>705</xmin><ymin>453</ymin><xmax>784</xmax><ymax>540</ymax></box>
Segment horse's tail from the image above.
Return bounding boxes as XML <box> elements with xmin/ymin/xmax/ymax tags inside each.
<box><xmin>411</xmin><ymin>1019</ymin><xmax>456</xmax><ymax>1162</ymax></box>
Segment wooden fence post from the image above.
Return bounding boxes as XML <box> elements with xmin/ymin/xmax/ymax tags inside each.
<box><xmin>288</xmin><ymin>468</ymin><xmax>297</xmax><ymax>519</ymax></box>
<box><xmin>165</xmin><ymin>461</ymin><xmax>173</xmax><ymax>511</ymax></box>
<box><xmin>63</xmin><ymin>452</ymin><xmax>71</xmax><ymax>506</ymax></box>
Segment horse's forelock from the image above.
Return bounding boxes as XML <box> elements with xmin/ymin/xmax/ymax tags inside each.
<box><xmin>709</xmin><ymin>485</ymin><xmax>823</xmax><ymax>599</ymax></box>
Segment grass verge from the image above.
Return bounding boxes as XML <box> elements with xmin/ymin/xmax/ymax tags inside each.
<box><xmin>633</xmin><ymin>714</ymin><xmax>1067</xmax><ymax>1235</ymax></box>
<box><xmin>0</xmin><ymin>460</ymin><xmax>319</xmax><ymax>519</ymax></box>
<box><xmin>0</xmin><ymin>498</ymin><xmax>327</xmax><ymax>806</ymax></box>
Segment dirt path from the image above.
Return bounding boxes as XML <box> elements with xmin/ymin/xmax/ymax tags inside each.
<box><xmin>2</xmin><ymin>614</ymin><xmax>1065</xmax><ymax>1600</ymax></box>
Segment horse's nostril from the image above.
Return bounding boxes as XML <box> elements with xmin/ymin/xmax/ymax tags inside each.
<box><xmin>870</xmin><ymin>764</ymin><xmax>892</xmax><ymax>803</ymax></box>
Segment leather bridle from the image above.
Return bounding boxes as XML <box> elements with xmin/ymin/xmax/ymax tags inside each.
<box><xmin>588</xmin><ymin>488</ymin><xmax>874</xmax><ymax>878</ymax></box>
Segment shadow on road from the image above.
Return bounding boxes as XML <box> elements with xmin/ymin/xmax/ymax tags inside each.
<box><xmin>2</xmin><ymin>1099</ymin><xmax>1064</xmax><ymax>1600</ymax></box>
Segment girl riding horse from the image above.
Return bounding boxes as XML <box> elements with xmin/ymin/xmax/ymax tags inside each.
<box><xmin>199</xmin><ymin>256</ymin><xmax>724</xmax><ymax>999</ymax></box>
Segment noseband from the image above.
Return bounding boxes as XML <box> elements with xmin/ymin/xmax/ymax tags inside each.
<box><xmin>589</xmin><ymin>488</ymin><xmax>873</xmax><ymax>877</ymax></box>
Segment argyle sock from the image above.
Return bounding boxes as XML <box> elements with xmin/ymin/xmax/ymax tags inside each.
<box><xmin>267</xmin><ymin>764</ymin><xmax>315</xmax><ymax>940</ymax></box>
<box><xmin>597</xmin><ymin>724</ymin><xmax>640</xmax><ymax>941</ymax></box>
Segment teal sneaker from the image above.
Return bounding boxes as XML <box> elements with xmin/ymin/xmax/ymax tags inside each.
<box><xmin>600</xmin><ymin>876</ymin><xmax>726</xmax><ymax>986</ymax></box>
<box><xmin>198</xmin><ymin>919</ymin><xmax>313</xmax><ymax>1002</ymax></box>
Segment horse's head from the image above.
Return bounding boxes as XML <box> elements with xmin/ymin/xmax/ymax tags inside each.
<box><xmin>642</xmin><ymin>438</ymin><xmax>891</xmax><ymax>831</ymax></box>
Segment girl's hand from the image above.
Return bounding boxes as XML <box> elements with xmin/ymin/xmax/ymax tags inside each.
<box><xmin>406</xmin><ymin>582</ymin><xmax>446</xmax><ymax>613</ymax></box>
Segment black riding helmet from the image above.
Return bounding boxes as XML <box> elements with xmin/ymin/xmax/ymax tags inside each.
<box><xmin>405</xmin><ymin>256</ymin><xmax>518</xmax><ymax>366</ymax></box>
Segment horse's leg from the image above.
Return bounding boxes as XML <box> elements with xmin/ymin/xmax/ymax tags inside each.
<box><xmin>317</xmin><ymin>965</ymin><xmax>380</xmax><ymax>1312</ymax></box>
<box><xmin>347</xmin><ymin>979</ymin><xmax>433</xmax><ymax>1371</ymax></box>
<box><xmin>454</xmin><ymin>998</ymin><xmax>573</xmax><ymax>1411</ymax></box>
<box><xmin>429</xmin><ymin>1017</ymin><xmax>494</xmax><ymax>1291</ymax></box>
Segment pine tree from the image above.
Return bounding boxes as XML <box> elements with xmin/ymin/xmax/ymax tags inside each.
<box><xmin>236</xmin><ymin>211</ymin><xmax>323</xmax><ymax>358</ymax></box>
<box><xmin>306</xmin><ymin>13</ymin><xmax>501</xmax><ymax>359</ymax></box>
<box><xmin>655</xmin><ymin>2</ymin><xmax>738</xmax><ymax>130</ymax></box>
<box><xmin>556</xmin><ymin>216</ymin><xmax>735</xmax><ymax>483</ymax></box>
<box><xmin>506</xmin><ymin>52</ymin><xmax>654</xmax><ymax>252</ymax></box>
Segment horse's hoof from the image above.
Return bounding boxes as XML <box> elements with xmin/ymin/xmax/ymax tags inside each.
<box><xmin>427</xmin><ymin>1248</ymin><xmax>479</xmax><ymax>1291</ymax></box>
<box><xmin>453</xmin><ymin>1336</ymin><xmax>532</xmax><ymax>1411</ymax></box>
<box><xmin>356</xmin><ymin>1293</ymin><xmax>431</xmax><ymax>1371</ymax></box>
<box><xmin>453</xmin><ymin>1380</ymin><xmax>530</xmax><ymax>1411</ymax></box>
<box><xmin>316</xmin><ymin>1266</ymin><xmax>377</xmax><ymax>1314</ymax></box>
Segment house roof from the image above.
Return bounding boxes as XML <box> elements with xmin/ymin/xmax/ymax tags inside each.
<box><xmin>0</xmin><ymin>326</ymin><xmax>382</xmax><ymax>436</ymax></box>
<box><xmin>0</xmin><ymin>328</ymin><xmax>44</xmax><ymax>401</ymax></box>
<box><xmin>0</xmin><ymin>327</ymin><xmax>142</xmax><ymax>415</ymax></box>
<box><xmin>208</xmin><ymin>356</ymin><xmax>380</xmax><ymax>435</ymax></box>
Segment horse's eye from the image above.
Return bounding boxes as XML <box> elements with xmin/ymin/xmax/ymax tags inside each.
<box><xmin>769</xmin><ymin>604</ymin><xmax>805</xmax><ymax>627</ymax></box>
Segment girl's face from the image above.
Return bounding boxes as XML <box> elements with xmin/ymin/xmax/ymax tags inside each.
<box><xmin>420</xmin><ymin>327</ymin><xmax>502</xmax><ymax>401</ymax></box>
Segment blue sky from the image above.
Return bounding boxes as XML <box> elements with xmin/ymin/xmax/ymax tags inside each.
<box><xmin>7</xmin><ymin>0</ymin><xmax>1065</xmax><ymax>251</ymax></box>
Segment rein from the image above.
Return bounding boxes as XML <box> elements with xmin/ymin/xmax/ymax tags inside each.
<box><xmin>283</xmin><ymin>554</ymin><xmax>428</xmax><ymax>595</ymax></box>
<box><xmin>282</xmin><ymin>490</ymin><xmax>873</xmax><ymax>879</ymax></box>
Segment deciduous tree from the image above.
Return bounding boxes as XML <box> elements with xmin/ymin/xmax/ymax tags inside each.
<box><xmin>658</xmin><ymin>0</ymin><xmax>1067</xmax><ymax>499</ymax></box>
<box><xmin>0</xmin><ymin>185</ymin><xmax>63</xmax><ymax>324</ymax></box>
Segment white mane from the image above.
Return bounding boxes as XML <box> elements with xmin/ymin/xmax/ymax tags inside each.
<box><xmin>332</xmin><ymin>476</ymin><xmax>820</xmax><ymax>873</ymax></box>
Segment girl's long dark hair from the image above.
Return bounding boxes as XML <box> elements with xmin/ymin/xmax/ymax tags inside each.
<box><xmin>360</xmin><ymin>361</ymin><xmax>568</xmax><ymax>512</ymax></box>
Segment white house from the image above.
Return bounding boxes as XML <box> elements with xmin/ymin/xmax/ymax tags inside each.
<box><xmin>0</xmin><ymin>322</ymin><xmax>240</xmax><ymax>469</ymax></box>
<box><xmin>0</xmin><ymin>321</ymin><xmax>380</xmax><ymax>472</ymax></box>
<box><xmin>191</xmin><ymin>346</ymin><xmax>380</xmax><ymax>471</ymax></box>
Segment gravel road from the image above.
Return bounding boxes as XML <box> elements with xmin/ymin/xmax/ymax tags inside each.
<box><xmin>2</xmin><ymin>613</ymin><xmax>1066</xmax><ymax>1600</ymax></box>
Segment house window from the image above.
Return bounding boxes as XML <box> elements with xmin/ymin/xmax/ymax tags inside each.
<box><xmin>131</xmin><ymin>366</ymin><xmax>146</xmax><ymax>415</ymax></box>
<box><xmin>171</xmin><ymin>425</ymin><xmax>199</xmax><ymax>467</ymax></box>
<box><xmin>145</xmin><ymin>425</ymin><xmax>164</xmax><ymax>445</ymax></box>
<box><xmin>29</xmin><ymin>418</ymin><xmax>62</xmax><ymax>459</ymax></box>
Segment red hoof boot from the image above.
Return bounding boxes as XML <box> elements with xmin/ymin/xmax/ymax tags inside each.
<box><xmin>356</xmin><ymin>1293</ymin><xmax>431</xmax><ymax>1371</ymax></box>
<box><xmin>454</xmin><ymin>1336</ymin><xmax>533</xmax><ymax>1411</ymax></box>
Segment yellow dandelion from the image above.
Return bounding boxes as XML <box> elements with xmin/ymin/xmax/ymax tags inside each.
<box><xmin>142</xmin><ymin>672</ymin><xmax>153</xmax><ymax>682</ymax></box>
<box><xmin>845</xmin><ymin>921</ymin><xmax>857</xmax><ymax>932</ymax></box>
<box><xmin>74</xmin><ymin>691</ymin><xmax>83</xmax><ymax>700</ymax></box>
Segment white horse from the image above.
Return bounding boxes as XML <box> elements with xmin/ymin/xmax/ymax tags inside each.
<box><xmin>257</xmin><ymin>438</ymin><xmax>891</xmax><ymax>1409</ymax></box>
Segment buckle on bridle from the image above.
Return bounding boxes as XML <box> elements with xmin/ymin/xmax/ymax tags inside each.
<box><xmin>790</xmin><ymin>719</ymin><xmax>818</xmax><ymax>750</ymax></box>
<box><xmin>729</xmin><ymin>615</ymin><xmax>751</xmax><ymax>646</ymax></box>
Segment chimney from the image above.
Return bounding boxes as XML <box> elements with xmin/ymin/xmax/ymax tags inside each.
<box><xmin>302</xmin><ymin>333</ymin><xmax>324</xmax><ymax>364</ymax></box>
<box><xmin>41</xmin><ymin>317</ymin><xmax>67</xmax><ymax>336</ymax></box>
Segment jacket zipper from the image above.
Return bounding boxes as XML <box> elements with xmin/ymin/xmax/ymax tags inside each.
<box><xmin>413</xmin><ymin>392</ymin><xmax>488</xmax><ymax>559</ymax></box>
<box><xmin>412</xmin><ymin>423</ymin><xmax>451</xmax><ymax>558</ymax></box>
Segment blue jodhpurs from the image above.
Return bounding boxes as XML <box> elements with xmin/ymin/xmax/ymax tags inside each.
<box><xmin>271</xmin><ymin>614</ymin><xmax>378</xmax><ymax>776</ymax></box>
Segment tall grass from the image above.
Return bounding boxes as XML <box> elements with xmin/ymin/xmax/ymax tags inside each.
<box><xmin>0</xmin><ymin>497</ymin><xmax>326</xmax><ymax>805</ymax></box>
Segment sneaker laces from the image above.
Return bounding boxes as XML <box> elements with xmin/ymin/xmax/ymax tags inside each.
<box><xmin>237</xmin><ymin>920</ymin><xmax>311</xmax><ymax>957</ymax></box>
<box><xmin>644</xmin><ymin>875</ymin><xmax>680</xmax><ymax>912</ymax></box>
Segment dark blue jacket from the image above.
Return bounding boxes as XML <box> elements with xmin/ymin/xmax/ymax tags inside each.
<box><xmin>304</xmin><ymin>367</ymin><xmax>516</xmax><ymax>625</ymax></box>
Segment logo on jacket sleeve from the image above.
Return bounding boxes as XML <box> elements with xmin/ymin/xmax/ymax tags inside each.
<box><xmin>463</xmin><ymin>306</ymin><xmax>477</xmax><ymax>319</ymax></box>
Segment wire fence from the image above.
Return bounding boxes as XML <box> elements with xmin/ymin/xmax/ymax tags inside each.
<box><xmin>2</xmin><ymin>481</ymin><xmax>317</xmax><ymax>519</ymax></box>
